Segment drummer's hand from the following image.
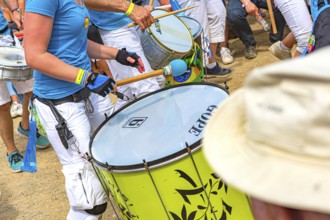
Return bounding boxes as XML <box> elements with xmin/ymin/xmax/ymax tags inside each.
<box><xmin>128</xmin><ymin>5</ymin><xmax>154</xmax><ymax>31</ymax></box>
<box><xmin>143</xmin><ymin>5</ymin><xmax>154</xmax><ymax>12</ymax></box>
<box><xmin>11</xmin><ymin>10</ymin><xmax>23</xmax><ymax>30</ymax></box>
<box><xmin>85</xmin><ymin>72</ymin><xmax>116</xmax><ymax>97</ymax></box>
<box><xmin>115</xmin><ymin>48</ymin><xmax>145</xmax><ymax>73</ymax></box>
<box><xmin>244</xmin><ymin>2</ymin><xmax>259</xmax><ymax>17</ymax></box>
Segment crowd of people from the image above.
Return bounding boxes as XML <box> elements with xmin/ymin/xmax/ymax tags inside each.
<box><xmin>0</xmin><ymin>0</ymin><xmax>329</xmax><ymax>219</ymax></box>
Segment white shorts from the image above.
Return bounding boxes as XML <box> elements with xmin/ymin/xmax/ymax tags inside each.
<box><xmin>0</xmin><ymin>78</ymin><xmax>34</xmax><ymax>105</ymax></box>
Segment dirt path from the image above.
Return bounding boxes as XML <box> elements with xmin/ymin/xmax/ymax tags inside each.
<box><xmin>0</xmin><ymin>19</ymin><xmax>284</xmax><ymax>220</ymax></box>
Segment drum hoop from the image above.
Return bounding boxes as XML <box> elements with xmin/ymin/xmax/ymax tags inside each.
<box><xmin>147</xmin><ymin>9</ymin><xmax>194</xmax><ymax>53</ymax></box>
<box><xmin>0</xmin><ymin>64</ymin><xmax>30</xmax><ymax>69</ymax></box>
<box><xmin>93</xmin><ymin>140</ymin><xmax>202</xmax><ymax>173</ymax></box>
<box><xmin>90</xmin><ymin>82</ymin><xmax>229</xmax><ymax>173</ymax></box>
<box><xmin>178</xmin><ymin>16</ymin><xmax>203</xmax><ymax>38</ymax></box>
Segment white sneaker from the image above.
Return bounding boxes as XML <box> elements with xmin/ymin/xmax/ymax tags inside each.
<box><xmin>220</xmin><ymin>47</ymin><xmax>234</xmax><ymax>64</ymax></box>
<box><xmin>10</xmin><ymin>102</ymin><xmax>23</xmax><ymax>118</ymax></box>
<box><xmin>269</xmin><ymin>41</ymin><xmax>292</xmax><ymax>60</ymax></box>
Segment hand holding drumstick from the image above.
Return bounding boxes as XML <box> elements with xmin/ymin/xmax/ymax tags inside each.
<box><xmin>128</xmin><ymin>5</ymin><xmax>198</xmax><ymax>28</ymax></box>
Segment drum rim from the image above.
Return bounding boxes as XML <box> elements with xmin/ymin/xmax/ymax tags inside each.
<box><xmin>146</xmin><ymin>9</ymin><xmax>194</xmax><ymax>54</ymax></box>
<box><xmin>177</xmin><ymin>16</ymin><xmax>203</xmax><ymax>38</ymax></box>
<box><xmin>90</xmin><ymin>82</ymin><xmax>229</xmax><ymax>172</ymax></box>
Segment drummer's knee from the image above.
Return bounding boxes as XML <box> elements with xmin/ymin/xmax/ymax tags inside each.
<box><xmin>85</xmin><ymin>202</ymin><xmax>107</xmax><ymax>216</ymax></box>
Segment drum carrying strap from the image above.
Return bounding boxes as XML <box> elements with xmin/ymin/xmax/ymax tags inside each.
<box><xmin>42</xmin><ymin>97</ymin><xmax>76</xmax><ymax>150</ymax></box>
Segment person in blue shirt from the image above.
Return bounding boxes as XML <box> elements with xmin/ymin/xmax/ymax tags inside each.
<box><xmin>88</xmin><ymin>8</ymin><xmax>163</xmax><ymax>110</ymax></box>
<box><xmin>23</xmin><ymin>0</ymin><xmax>152</xmax><ymax>219</ymax></box>
<box><xmin>0</xmin><ymin>0</ymin><xmax>50</xmax><ymax>173</ymax></box>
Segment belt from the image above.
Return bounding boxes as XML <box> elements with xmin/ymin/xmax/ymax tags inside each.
<box><xmin>35</xmin><ymin>88</ymin><xmax>91</xmax><ymax>106</ymax></box>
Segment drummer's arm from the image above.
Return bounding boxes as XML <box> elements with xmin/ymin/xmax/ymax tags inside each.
<box><xmin>87</xmin><ymin>40</ymin><xmax>145</xmax><ymax>73</ymax></box>
<box><xmin>158</xmin><ymin>0</ymin><xmax>170</xmax><ymax>5</ymax></box>
<box><xmin>84</xmin><ymin>0</ymin><xmax>154</xmax><ymax>31</ymax></box>
<box><xmin>3</xmin><ymin>0</ymin><xmax>22</xmax><ymax>29</ymax></box>
<box><xmin>24</xmin><ymin>12</ymin><xmax>83</xmax><ymax>83</ymax></box>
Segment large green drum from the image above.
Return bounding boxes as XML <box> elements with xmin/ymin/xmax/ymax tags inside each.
<box><xmin>90</xmin><ymin>83</ymin><xmax>254</xmax><ymax>220</ymax></box>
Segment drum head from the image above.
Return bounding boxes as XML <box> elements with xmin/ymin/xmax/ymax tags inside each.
<box><xmin>149</xmin><ymin>9</ymin><xmax>193</xmax><ymax>53</ymax></box>
<box><xmin>178</xmin><ymin>16</ymin><xmax>202</xmax><ymax>39</ymax></box>
<box><xmin>90</xmin><ymin>83</ymin><xmax>229</xmax><ymax>170</ymax></box>
<box><xmin>0</xmin><ymin>47</ymin><xmax>28</xmax><ymax>68</ymax></box>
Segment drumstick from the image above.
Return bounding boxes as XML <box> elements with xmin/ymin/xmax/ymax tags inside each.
<box><xmin>266</xmin><ymin>0</ymin><xmax>277</xmax><ymax>34</ymax></box>
<box><xmin>128</xmin><ymin>5</ymin><xmax>198</xmax><ymax>28</ymax></box>
<box><xmin>149</xmin><ymin>0</ymin><xmax>154</xmax><ymax>6</ymax></box>
<box><xmin>117</xmin><ymin>59</ymin><xmax>187</xmax><ymax>86</ymax></box>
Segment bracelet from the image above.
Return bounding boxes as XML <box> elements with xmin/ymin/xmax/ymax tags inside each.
<box><xmin>75</xmin><ymin>69</ymin><xmax>88</xmax><ymax>86</ymax></box>
<box><xmin>125</xmin><ymin>2</ymin><xmax>135</xmax><ymax>16</ymax></box>
<box><xmin>242</xmin><ymin>0</ymin><xmax>251</xmax><ymax>8</ymax></box>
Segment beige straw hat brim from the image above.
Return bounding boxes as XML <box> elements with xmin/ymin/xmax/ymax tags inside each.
<box><xmin>203</xmin><ymin>89</ymin><xmax>330</xmax><ymax>214</ymax></box>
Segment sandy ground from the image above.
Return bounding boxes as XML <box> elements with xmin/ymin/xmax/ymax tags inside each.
<box><xmin>0</xmin><ymin>18</ymin><xmax>286</xmax><ymax>220</ymax></box>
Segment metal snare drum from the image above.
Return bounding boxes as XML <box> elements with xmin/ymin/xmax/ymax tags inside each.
<box><xmin>0</xmin><ymin>47</ymin><xmax>33</xmax><ymax>81</ymax></box>
<box><xmin>137</xmin><ymin>9</ymin><xmax>193</xmax><ymax>70</ymax></box>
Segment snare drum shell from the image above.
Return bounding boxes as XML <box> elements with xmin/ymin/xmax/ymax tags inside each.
<box><xmin>137</xmin><ymin>9</ymin><xmax>193</xmax><ymax>69</ymax></box>
<box><xmin>94</xmin><ymin>148</ymin><xmax>254</xmax><ymax>220</ymax></box>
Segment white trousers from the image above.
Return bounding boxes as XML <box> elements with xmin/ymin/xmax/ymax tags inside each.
<box><xmin>34</xmin><ymin>93</ymin><xmax>114</xmax><ymax>219</ymax></box>
<box><xmin>178</xmin><ymin>0</ymin><xmax>227</xmax><ymax>43</ymax></box>
<box><xmin>99</xmin><ymin>26</ymin><xmax>163</xmax><ymax>110</ymax></box>
<box><xmin>275</xmin><ymin>0</ymin><xmax>313</xmax><ymax>53</ymax></box>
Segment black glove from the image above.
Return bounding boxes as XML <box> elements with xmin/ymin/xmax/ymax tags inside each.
<box><xmin>85</xmin><ymin>72</ymin><xmax>115</xmax><ymax>97</ymax></box>
<box><xmin>115</xmin><ymin>48</ymin><xmax>140</xmax><ymax>68</ymax></box>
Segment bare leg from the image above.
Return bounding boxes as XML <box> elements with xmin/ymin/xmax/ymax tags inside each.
<box><xmin>0</xmin><ymin>102</ymin><xmax>17</xmax><ymax>154</ymax></box>
<box><xmin>282</xmin><ymin>32</ymin><xmax>296</xmax><ymax>49</ymax></box>
<box><xmin>209</xmin><ymin>42</ymin><xmax>218</xmax><ymax>64</ymax></box>
<box><xmin>19</xmin><ymin>92</ymin><xmax>32</xmax><ymax>131</ymax></box>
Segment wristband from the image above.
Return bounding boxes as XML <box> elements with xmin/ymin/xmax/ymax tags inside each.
<box><xmin>125</xmin><ymin>2</ymin><xmax>135</xmax><ymax>16</ymax></box>
<box><xmin>75</xmin><ymin>69</ymin><xmax>88</xmax><ymax>86</ymax></box>
<box><xmin>242</xmin><ymin>0</ymin><xmax>251</xmax><ymax>8</ymax></box>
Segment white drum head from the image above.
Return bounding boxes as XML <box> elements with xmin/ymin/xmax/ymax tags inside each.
<box><xmin>91</xmin><ymin>83</ymin><xmax>229</xmax><ymax>168</ymax></box>
<box><xmin>149</xmin><ymin>9</ymin><xmax>193</xmax><ymax>53</ymax></box>
<box><xmin>0</xmin><ymin>47</ymin><xmax>28</xmax><ymax>68</ymax></box>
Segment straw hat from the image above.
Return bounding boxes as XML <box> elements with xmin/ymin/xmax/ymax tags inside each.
<box><xmin>203</xmin><ymin>47</ymin><xmax>330</xmax><ymax>214</ymax></box>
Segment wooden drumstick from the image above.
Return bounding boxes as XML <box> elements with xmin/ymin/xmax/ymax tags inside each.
<box><xmin>117</xmin><ymin>59</ymin><xmax>187</xmax><ymax>86</ymax></box>
<box><xmin>128</xmin><ymin>5</ymin><xmax>198</xmax><ymax>28</ymax></box>
<box><xmin>149</xmin><ymin>0</ymin><xmax>154</xmax><ymax>6</ymax></box>
<box><xmin>266</xmin><ymin>0</ymin><xmax>277</xmax><ymax>34</ymax></box>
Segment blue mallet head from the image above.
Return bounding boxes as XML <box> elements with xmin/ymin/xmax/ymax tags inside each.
<box><xmin>163</xmin><ymin>59</ymin><xmax>188</xmax><ymax>77</ymax></box>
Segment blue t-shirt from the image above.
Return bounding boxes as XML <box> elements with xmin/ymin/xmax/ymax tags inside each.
<box><xmin>25</xmin><ymin>0</ymin><xmax>91</xmax><ymax>99</ymax></box>
<box><xmin>88</xmin><ymin>10</ymin><xmax>131</xmax><ymax>31</ymax></box>
<box><xmin>0</xmin><ymin>8</ymin><xmax>9</xmax><ymax>34</ymax></box>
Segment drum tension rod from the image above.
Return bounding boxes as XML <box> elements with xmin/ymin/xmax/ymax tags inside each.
<box><xmin>105</xmin><ymin>162</ymin><xmax>112</xmax><ymax>171</ymax></box>
<box><xmin>143</xmin><ymin>159</ymin><xmax>171</xmax><ymax>219</ymax></box>
<box><xmin>143</xmin><ymin>159</ymin><xmax>149</xmax><ymax>169</ymax></box>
